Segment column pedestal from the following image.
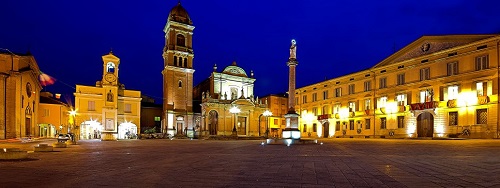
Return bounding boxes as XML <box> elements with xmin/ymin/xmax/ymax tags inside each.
<box><xmin>101</xmin><ymin>132</ymin><xmax>117</xmax><ymax>141</ymax></box>
<box><xmin>283</xmin><ymin>112</ymin><xmax>301</xmax><ymax>139</ymax></box>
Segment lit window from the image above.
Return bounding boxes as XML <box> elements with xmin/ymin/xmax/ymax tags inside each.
<box><xmin>348</xmin><ymin>101</ymin><xmax>356</xmax><ymax>112</ymax></box>
<box><xmin>154</xmin><ymin>117</ymin><xmax>161</xmax><ymax>121</ymax></box>
<box><xmin>334</xmin><ymin>104</ymin><xmax>341</xmax><ymax>114</ymax></box>
<box><xmin>106</xmin><ymin>62</ymin><xmax>115</xmax><ymax>73</ymax></box>
<box><xmin>420</xmin><ymin>90</ymin><xmax>432</xmax><ymax>103</ymax></box>
<box><xmin>448</xmin><ymin>86</ymin><xmax>459</xmax><ymax>100</ymax></box>
<box><xmin>378</xmin><ymin>97</ymin><xmax>387</xmax><ymax>108</ymax></box>
<box><xmin>476</xmin><ymin>82</ymin><xmax>487</xmax><ymax>97</ymax></box>
<box><xmin>322</xmin><ymin>106</ymin><xmax>329</xmax><ymax>115</ymax></box>
<box><xmin>364</xmin><ymin>99</ymin><xmax>371</xmax><ymax>110</ymax></box>
<box><xmin>396</xmin><ymin>94</ymin><xmax>406</xmax><ymax>106</ymax></box>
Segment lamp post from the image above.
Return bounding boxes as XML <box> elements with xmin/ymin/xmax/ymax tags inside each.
<box><xmin>69</xmin><ymin>110</ymin><xmax>79</xmax><ymax>143</ymax></box>
<box><xmin>263</xmin><ymin>110</ymin><xmax>272</xmax><ymax>138</ymax></box>
<box><xmin>229</xmin><ymin>106</ymin><xmax>240</xmax><ymax>136</ymax></box>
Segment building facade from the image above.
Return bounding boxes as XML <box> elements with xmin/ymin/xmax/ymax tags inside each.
<box><xmin>295</xmin><ymin>35</ymin><xmax>500</xmax><ymax>139</ymax></box>
<box><xmin>195</xmin><ymin>62</ymin><xmax>268</xmax><ymax>137</ymax></box>
<box><xmin>0</xmin><ymin>51</ymin><xmax>42</xmax><ymax>139</ymax></box>
<box><xmin>261</xmin><ymin>94</ymin><xmax>288</xmax><ymax>137</ymax></box>
<box><xmin>162</xmin><ymin>2</ymin><xmax>196</xmax><ymax>136</ymax></box>
<box><xmin>74</xmin><ymin>52</ymin><xmax>141</xmax><ymax>140</ymax></box>
<box><xmin>38</xmin><ymin>92</ymin><xmax>72</xmax><ymax>137</ymax></box>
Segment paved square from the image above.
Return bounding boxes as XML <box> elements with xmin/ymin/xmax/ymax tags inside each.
<box><xmin>1</xmin><ymin>139</ymin><xmax>500</xmax><ymax>187</ymax></box>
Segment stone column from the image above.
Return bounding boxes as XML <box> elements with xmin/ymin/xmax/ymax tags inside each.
<box><xmin>283</xmin><ymin>39</ymin><xmax>301</xmax><ymax>139</ymax></box>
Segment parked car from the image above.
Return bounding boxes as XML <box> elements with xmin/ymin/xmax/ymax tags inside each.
<box><xmin>57</xmin><ymin>134</ymin><xmax>70</xmax><ymax>142</ymax></box>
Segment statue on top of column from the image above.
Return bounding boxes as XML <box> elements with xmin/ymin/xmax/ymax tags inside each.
<box><xmin>289</xmin><ymin>39</ymin><xmax>297</xmax><ymax>60</ymax></box>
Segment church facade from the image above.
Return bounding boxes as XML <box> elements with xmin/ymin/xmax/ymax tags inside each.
<box><xmin>294</xmin><ymin>35</ymin><xmax>500</xmax><ymax>139</ymax></box>
<box><xmin>74</xmin><ymin>52</ymin><xmax>141</xmax><ymax>140</ymax></box>
<box><xmin>194</xmin><ymin>62</ymin><xmax>269</xmax><ymax>137</ymax></box>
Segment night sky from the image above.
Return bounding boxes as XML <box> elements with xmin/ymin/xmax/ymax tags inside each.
<box><xmin>2</xmin><ymin>1</ymin><xmax>500</xmax><ymax>103</ymax></box>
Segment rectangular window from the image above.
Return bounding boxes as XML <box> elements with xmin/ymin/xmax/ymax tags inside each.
<box><xmin>475</xmin><ymin>55</ymin><xmax>489</xmax><ymax>71</ymax></box>
<box><xmin>323</xmin><ymin>90</ymin><xmax>328</xmax><ymax>100</ymax></box>
<box><xmin>303</xmin><ymin>124</ymin><xmax>307</xmax><ymax>132</ymax></box>
<box><xmin>313</xmin><ymin>123</ymin><xmax>317</xmax><ymax>132</ymax></box>
<box><xmin>335</xmin><ymin>121</ymin><xmax>340</xmax><ymax>131</ymax></box>
<box><xmin>335</xmin><ymin>88</ymin><xmax>342</xmax><ymax>97</ymax></box>
<box><xmin>397</xmin><ymin>73</ymin><xmax>405</xmax><ymax>85</ymax></box>
<box><xmin>447</xmin><ymin>61</ymin><xmax>458</xmax><ymax>76</ymax></box>
<box><xmin>476</xmin><ymin>82</ymin><xmax>487</xmax><ymax>97</ymax></box>
<box><xmin>364</xmin><ymin>81</ymin><xmax>371</xmax><ymax>92</ymax></box>
<box><xmin>348</xmin><ymin>101</ymin><xmax>356</xmax><ymax>112</ymax></box>
<box><xmin>348</xmin><ymin>84</ymin><xmax>355</xmax><ymax>95</ymax></box>
<box><xmin>449</xmin><ymin>112</ymin><xmax>458</xmax><ymax>126</ymax></box>
<box><xmin>312</xmin><ymin>107</ymin><xmax>318</xmax><ymax>116</ymax></box>
<box><xmin>397</xmin><ymin>116</ymin><xmax>404</xmax><ymax>128</ymax></box>
<box><xmin>125</xmin><ymin>104</ymin><xmax>132</xmax><ymax>113</ymax></box>
<box><xmin>380</xmin><ymin>117</ymin><xmax>387</xmax><ymax>129</ymax></box>
<box><xmin>379</xmin><ymin>77</ymin><xmax>387</xmax><ymax>89</ymax></box>
<box><xmin>349</xmin><ymin>120</ymin><xmax>354</xmax><ymax>130</ymax></box>
<box><xmin>476</xmin><ymin>109</ymin><xmax>487</xmax><ymax>124</ymax></box>
<box><xmin>365</xmin><ymin>119</ymin><xmax>371</xmax><ymax>129</ymax></box>
<box><xmin>420</xmin><ymin>68</ymin><xmax>430</xmax><ymax>81</ymax></box>
<box><xmin>274</xmin><ymin>119</ymin><xmax>278</xmax><ymax>125</ymax></box>
<box><xmin>282</xmin><ymin>119</ymin><xmax>285</xmax><ymax>125</ymax></box>
<box><xmin>378</xmin><ymin>96</ymin><xmax>387</xmax><ymax>108</ymax></box>
<box><xmin>312</xmin><ymin>93</ymin><xmax>317</xmax><ymax>102</ymax></box>
<box><xmin>334</xmin><ymin>104</ymin><xmax>341</xmax><ymax>114</ymax></box>
<box><xmin>448</xmin><ymin>85</ymin><xmax>459</xmax><ymax>100</ymax></box>
<box><xmin>420</xmin><ymin>90</ymin><xmax>432</xmax><ymax>103</ymax></box>
<box><xmin>364</xmin><ymin>99</ymin><xmax>371</xmax><ymax>110</ymax></box>
<box><xmin>302</xmin><ymin>95</ymin><xmax>307</xmax><ymax>104</ymax></box>
<box><xmin>88</xmin><ymin>101</ymin><xmax>95</xmax><ymax>111</ymax></box>
<box><xmin>154</xmin><ymin>116</ymin><xmax>161</xmax><ymax>121</ymax></box>
<box><xmin>396</xmin><ymin>94</ymin><xmax>406</xmax><ymax>106</ymax></box>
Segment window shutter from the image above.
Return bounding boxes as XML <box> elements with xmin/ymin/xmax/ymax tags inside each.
<box><xmin>439</xmin><ymin>86</ymin><xmax>444</xmax><ymax>101</ymax></box>
<box><xmin>407</xmin><ymin>92</ymin><xmax>412</xmax><ymax>105</ymax></box>
<box><xmin>355</xmin><ymin>100</ymin><xmax>360</xmax><ymax>112</ymax></box>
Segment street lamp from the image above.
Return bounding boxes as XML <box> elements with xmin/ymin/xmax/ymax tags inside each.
<box><xmin>263</xmin><ymin>110</ymin><xmax>272</xmax><ymax>138</ymax></box>
<box><xmin>229</xmin><ymin>106</ymin><xmax>240</xmax><ymax>136</ymax></box>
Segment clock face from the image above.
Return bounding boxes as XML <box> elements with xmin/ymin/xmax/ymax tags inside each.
<box><xmin>26</xmin><ymin>82</ymin><xmax>32</xmax><ymax>98</ymax></box>
<box><xmin>105</xmin><ymin>74</ymin><xmax>116</xmax><ymax>82</ymax></box>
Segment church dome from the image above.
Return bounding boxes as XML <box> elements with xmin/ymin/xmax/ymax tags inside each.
<box><xmin>168</xmin><ymin>2</ymin><xmax>192</xmax><ymax>25</ymax></box>
<box><xmin>222</xmin><ymin>61</ymin><xmax>248</xmax><ymax>77</ymax></box>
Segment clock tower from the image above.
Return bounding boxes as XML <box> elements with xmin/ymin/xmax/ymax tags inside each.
<box><xmin>162</xmin><ymin>2</ymin><xmax>195</xmax><ymax>136</ymax></box>
<box><xmin>102</xmin><ymin>51</ymin><xmax>119</xmax><ymax>86</ymax></box>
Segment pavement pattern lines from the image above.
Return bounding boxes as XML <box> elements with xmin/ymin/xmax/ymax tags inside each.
<box><xmin>1</xmin><ymin>139</ymin><xmax>500</xmax><ymax>187</ymax></box>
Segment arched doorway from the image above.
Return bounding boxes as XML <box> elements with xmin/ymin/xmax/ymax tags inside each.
<box><xmin>323</xmin><ymin>122</ymin><xmax>329</xmax><ymax>138</ymax></box>
<box><xmin>208</xmin><ymin>110</ymin><xmax>218</xmax><ymax>135</ymax></box>
<box><xmin>118</xmin><ymin>122</ymin><xmax>138</xmax><ymax>139</ymax></box>
<box><xmin>417</xmin><ymin>112</ymin><xmax>434</xmax><ymax>137</ymax></box>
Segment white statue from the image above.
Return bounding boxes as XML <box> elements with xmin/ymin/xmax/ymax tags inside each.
<box><xmin>289</xmin><ymin>39</ymin><xmax>297</xmax><ymax>59</ymax></box>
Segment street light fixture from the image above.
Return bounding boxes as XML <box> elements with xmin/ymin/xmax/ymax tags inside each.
<box><xmin>229</xmin><ymin>106</ymin><xmax>240</xmax><ymax>136</ymax></box>
<box><xmin>263</xmin><ymin>110</ymin><xmax>272</xmax><ymax>138</ymax></box>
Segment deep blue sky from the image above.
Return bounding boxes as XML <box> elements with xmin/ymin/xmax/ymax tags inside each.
<box><xmin>2</xmin><ymin>1</ymin><xmax>499</xmax><ymax>103</ymax></box>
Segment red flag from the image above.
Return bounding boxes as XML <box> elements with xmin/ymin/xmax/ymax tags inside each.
<box><xmin>39</xmin><ymin>71</ymin><xmax>56</xmax><ymax>86</ymax></box>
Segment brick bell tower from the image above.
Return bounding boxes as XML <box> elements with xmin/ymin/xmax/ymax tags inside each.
<box><xmin>162</xmin><ymin>2</ymin><xmax>195</xmax><ymax>136</ymax></box>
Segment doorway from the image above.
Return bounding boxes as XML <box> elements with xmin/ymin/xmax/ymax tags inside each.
<box><xmin>237</xmin><ymin>116</ymin><xmax>247</xmax><ymax>135</ymax></box>
<box><xmin>208</xmin><ymin>110</ymin><xmax>218</xmax><ymax>135</ymax></box>
<box><xmin>417</xmin><ymin>112</ymin><xmax>434</xmax><ymax>137</ymax></box>
<box><xmin>323</xmin><ymin>122</ymin><xmax>329</xmax><ymax>138</ymax></box>
<box><xmin>25</xmin><ymin>118</ymin><xmax>31</xmax><ymax>137</ymax></box>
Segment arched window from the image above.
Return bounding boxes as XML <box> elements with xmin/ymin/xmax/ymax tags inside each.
<box><xmin>176</xmin><ymin>34</ymin><xmax>185</xmax><ymax>47</ymax></box>
<box><xmin>184</xmin><ymin>58</ymin><xmax>188</xmax><ymax>68</ymax></box>
<box><xmin>173</xmin><ymin>56</ymin><xmax>177</xmax><ymax>66</ymax></box>
<box><xmin>178</xmin><ymin>80</ymin><xmax>182</xmax><ymax>88</ymax></box>
<box><xmin>106</xmin><ymin>62</ymin><xmax>115</xmax><ymax>73</ymax></box>
<box><xmin>178</xmin><ymin>57</ymin><xmax>183</xmax><ymax>67</ymax></box>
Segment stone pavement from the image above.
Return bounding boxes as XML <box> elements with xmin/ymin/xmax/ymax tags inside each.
<box><xmin>1</xmin><ymin>138</ymin><xmax>500</xmax><ymax>187</ymax></box>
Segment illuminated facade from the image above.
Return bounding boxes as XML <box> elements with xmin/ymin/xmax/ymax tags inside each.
<box><xmin>0</xmin><ymin>51</ymin><xmax>42</xmax><ymax>139</ymax></box>
<box><xmin>261</xmin><ymin>94</ymin><xmax>288</xmax><ymax>137</ymax></box>
<box><xmin>195</xmin><ymin>62</ymin><xmax>269</xmax><ymax>137</ymax></box>
<box><xmin>38</xmin><ymin>92</ymin><xmax>71</xmax><ymax>137</ymax></box>
<box><xmin>74</xmin><ymin>52</ymin><xmax>141</xmax><ymax>140</ymax></box>
<box><xmin>295</xmin><ymin>35</ymin><xmax>500</xmax><ymax>139</ymax></box>
<box><xmin>162</xmin><ymin>2</ymin><xmax>196</xmax><ymax>136</ymax></box>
